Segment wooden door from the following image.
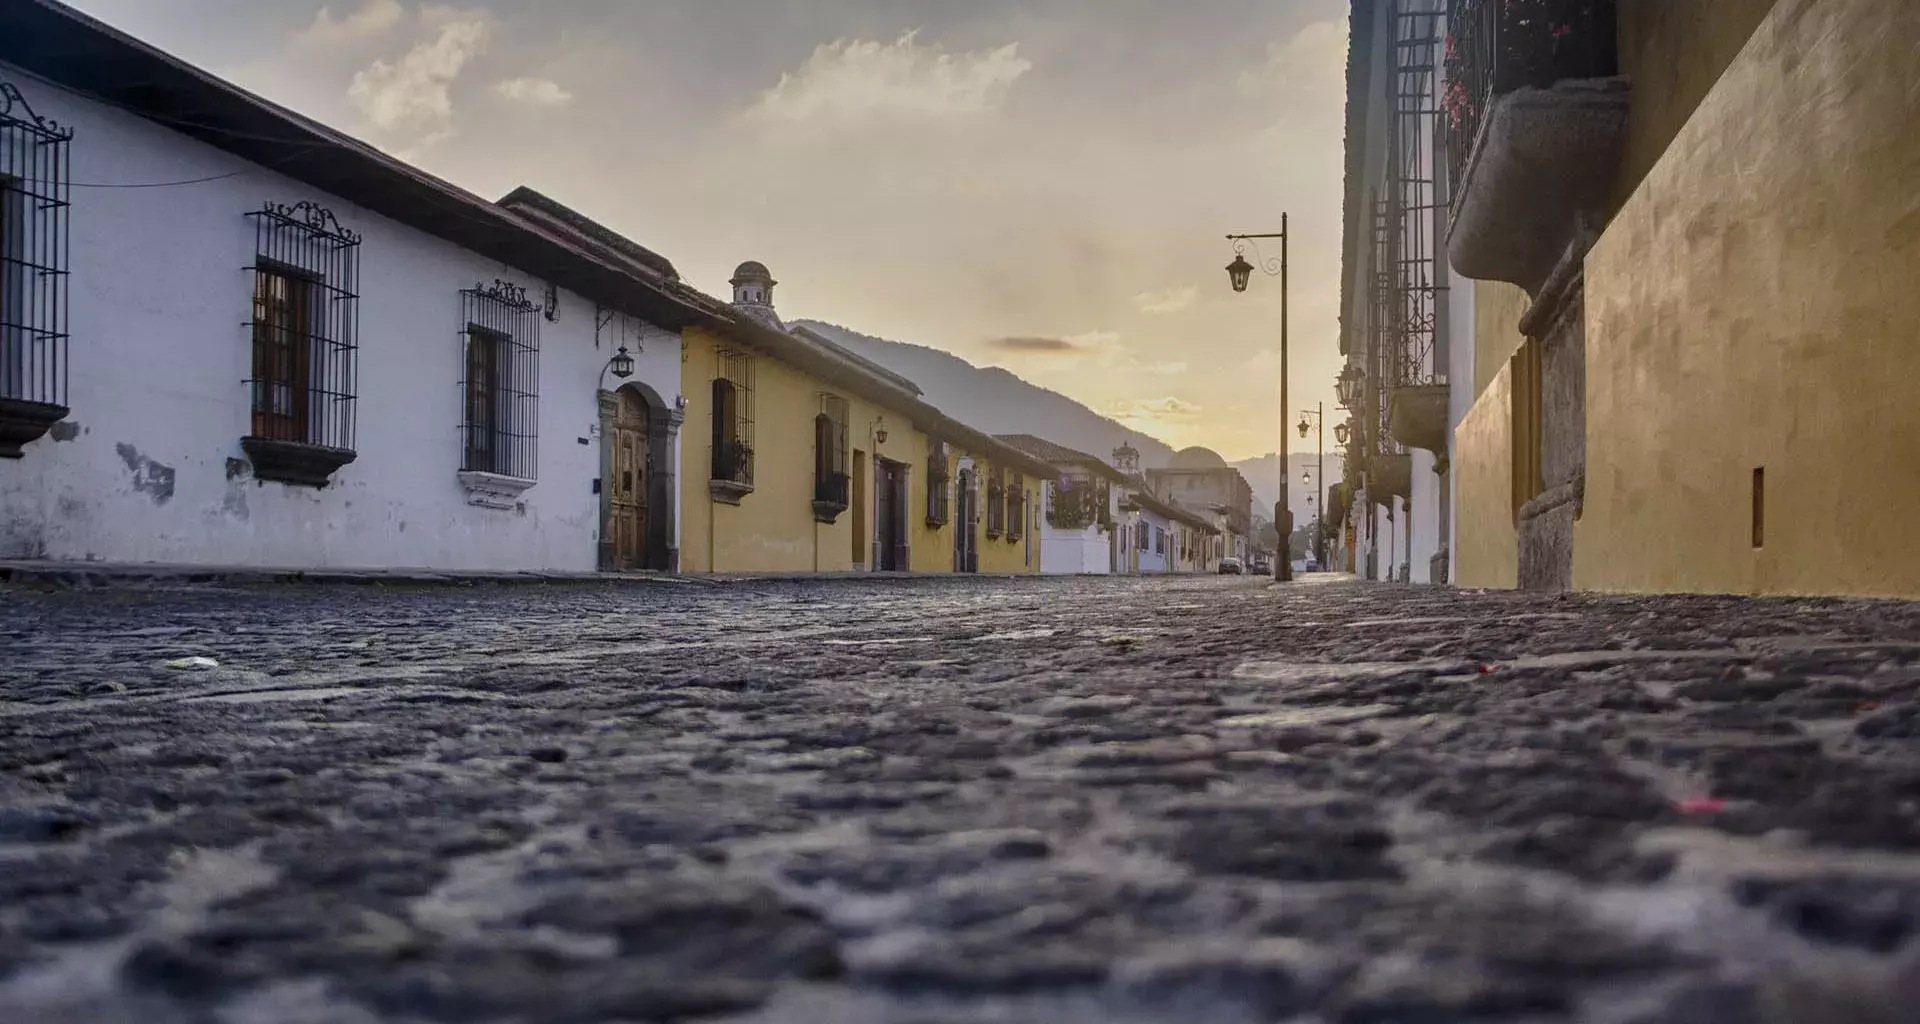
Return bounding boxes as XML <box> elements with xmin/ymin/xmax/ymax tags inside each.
<box><xmin>876</xmin><ymin>462</ymin><xmax>898</xmax><ymax>571</ymax></box>
<box><xmin>955</xmin><ymin>469</ymin><xmax>977</xmax><ymax>573</ymax></box>
<box><xmin>610</xmin><ymin>389</ymin><xmax>649</xmax><ymax>570</ymax></box>
<box><xmin>851</xmin><ymin>450</ymin><xmax>867</xmax><ymax>568</ymax></box>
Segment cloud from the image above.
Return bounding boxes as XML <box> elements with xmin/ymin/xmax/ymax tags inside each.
<box><xmin>297</xmin><ymin>0</ymin><xmax>404</xmax><ymax>47</ymax></box>
<box><xmin>1238</xmin><ymin>18</ymin><xmax>1348</xmax><ymax>101</ymax></box>
<box><xmin>1106</xmin><ymin>396</ymin><xmax>1205</xmax><ymax>423</ymax></box>
<box><xmin>1143</xmin><ymin>362</ymin><xmax>1188</xmax><ymax>375</ymax></box>
<box><xmin>987</xmin><ymin>336</ymin><xmax>1079</xmax><ymax>353</ymax></box>
<box><xmin>1131</xmin><ymin>285</ymin><xmax>1199</xmax><ymax>315</ymax></box>
<box><xmin>496</xmin><ymin>77</ymin><xmax>573</xmax><ymax>107</ymax></box>
<box><xmin>983</xmin><ymin>330</ymin><xmax>1118</xmax><ymax>355</ymax></box>
<box><xmin>749</xmin><ymin>30</ymin><xmax>1032</xmax><ymax>122</ymax></box>
<box><xmin>347</xmin><ymin>8</ymin><xmax>493</xmax><ymax>147</ymax></box>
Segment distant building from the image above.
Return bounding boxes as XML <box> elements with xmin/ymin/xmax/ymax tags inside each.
<box><xmin>1146</xmin><ymin>447</ymin><xmax>1254</xmax><ymax>565</ymax></box>
<box><xmin>997</xmin><ymin>434</ymin><xmax>1218</xmax><ymax>574</ymax></box>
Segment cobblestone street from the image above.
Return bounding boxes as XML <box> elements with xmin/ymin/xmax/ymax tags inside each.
<box><xmin>5</xmin><ymin>575</ymin><xmax>1920</xmax><ymax>1023</ymax></box>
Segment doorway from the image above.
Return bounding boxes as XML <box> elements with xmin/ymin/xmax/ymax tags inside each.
<box><xmin>875</xmin><ymin>459</ymin><xmax>908</xmax><ymax>571</ymax></box>
<box><xmin>955</xmin><ymin>467</ymin><xmax>978</xmax><ymax>573</ymax></box>
<box><xmin>851</xmin><ymin>449</ymin><xmax>867</xmax><ymax>568</ymax></box>
<box><xmin>608</xmin><ymin>388</ymin><xmax>650</xmax><ymax>570</ymax></box>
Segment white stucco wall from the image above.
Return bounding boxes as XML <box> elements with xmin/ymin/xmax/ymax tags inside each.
<box><xmin>0</xmin><ymin>66</ymin><xmax>682</xmax><ymax>570</ymax></box>
<box><xmin>1137</xmin><ymin>510</ymin><xmax>1171</xmax><ymax>573</ymax></box>
<box><xmin>1408</xmin><ymin>449</ymin><xmax>1440</xmax><ymax>583</ymax></box>
<box><xmin>1039</xmin><ymin>526</ymin><xmax>1109</xmax><ymax>574</ymax></box>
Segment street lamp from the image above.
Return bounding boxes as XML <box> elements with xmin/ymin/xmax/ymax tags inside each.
<box><xmin>1223</xmin><ymin>215</ymin><xmax>1290</xmax><ymax>582</ymax></box>
<box><xmin>609</xmin><ymin>346</ymin><xmax>635</xmax><ymax>379</ymax></box>
<box><xmin>1334</xmin><ymin>421</ymin><xmax>1351</xmax><ymax>446</ymax></box>
<box><xmin>1336</xmin><ymin>365</ymin><xmax>1365</xmax><ymax>410</ymax></box>
<box><xmin>1298</xmin><ymin>401</ymin><xmax>1327</xmax><ymax>573</ymax></box>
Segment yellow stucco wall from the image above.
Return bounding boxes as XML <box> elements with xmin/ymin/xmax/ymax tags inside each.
<box><xmin>679</xmin><ymin>326</ymin><xmax>938</xmax><ymax>574</ymax></box>
<box><xmin>678</xmin><ymin>326</ymin><xmax>1043</xmax><ymax>575</ymax></box>
<box><xmin>1472</xmin><ymin>280</ymin><xmax>1532</xmax><ymax>401</ymax></box>
<box><xmin>1576</xmin><ymin>0</ymin><xmax>1920</xmax><ymax>598</ymax></box>
<box><xmin>973</xmin><ymin>460</ymin><xmax>1044</xmax><ymax>575</ymax></box>
<box><xmin>1613</xmin><ymin>0</ymin><xmax>1779</xmax><ymax>211</ymax></box>
<box><xmin>1453</xmin><ymin>361</ymin><xmax>1518</xmax><ymax>589</ymax></box>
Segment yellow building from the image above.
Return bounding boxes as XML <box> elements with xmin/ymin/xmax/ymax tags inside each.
<box><xmin>676</xmin><ymin>264</ymin><xmax>1056</xmax><ymax>575</ymax></box>
<box><xmin>1355</xmin><ymin>0</ymin><xmax>1919</xmax><ymax>597</ymax></box>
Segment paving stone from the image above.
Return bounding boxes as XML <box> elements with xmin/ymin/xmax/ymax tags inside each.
<box><xmin>4</xmin><ymin>575</ymin><xmax>1920</xmax><ymax>1021</ymax></box>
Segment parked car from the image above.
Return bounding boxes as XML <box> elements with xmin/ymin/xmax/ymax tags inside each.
<box><xmin>1250</xmin><ymin>558</ymin><xmax>1271</xmax><ymax>575</ymax></box>
<box><xmin>1218</xmin><ymin>557</ymin><xmax>1244</xmax><ymax>575</ymax></box>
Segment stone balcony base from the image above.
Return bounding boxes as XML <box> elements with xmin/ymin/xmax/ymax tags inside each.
<box><xmin>1449</xmin><ymin>77</ymin><xmax>1630</xmax><ymax>294</ymax></box>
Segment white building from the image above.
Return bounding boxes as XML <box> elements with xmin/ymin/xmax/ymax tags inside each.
<box><xmin>996</xmin><ymin>434</ymin><xmax>1217</xmax><ymax>575</ymax></box>
<box><xmin>0</xmin><ymin>2</ymin><xmax>713</xmax><ymax>572</ymax></box>
<box><xmin>1334</xmin><ymin>0</ymin><xmax>1450</xmax><ymax>584</ymax></box>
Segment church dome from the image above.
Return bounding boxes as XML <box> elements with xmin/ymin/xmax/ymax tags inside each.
<box><xmin>1168</xmin><ymin>446</ymin><xmax>1229</xmax><ymax>469</ymax></box>
<box><xmin>730</xmin><ymin>261</ymin><xmax>773</xmax><ymax>285</ymax></box>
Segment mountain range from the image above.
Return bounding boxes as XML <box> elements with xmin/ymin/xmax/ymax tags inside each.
<box><xmin>795</xmin><ymin>319</ymin><xmax>1342</xmax><ymax>526</ymax></box>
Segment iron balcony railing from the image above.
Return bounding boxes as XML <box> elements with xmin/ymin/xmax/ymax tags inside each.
<box><xmin>1444</xmin><ymin>0</ymin><xmax>1619</xmax><ymax>207</ymax></box>
<box><xmin>814</xmin><ymin>470</ymin><xmax>849</xmax><ymax>509</ymax></box>
<box><xmin>712</xmin><ymin>439</ymin><xmax>754</xmax><ymax>486</ymax></box>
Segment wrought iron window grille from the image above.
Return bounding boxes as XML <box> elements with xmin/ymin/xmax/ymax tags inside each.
<box><xmin>710</xmin><ymin>349</ymin><xmax>756</xmax><ymax>486</ymax></box>
<box><xmin>813</xmin><ymin>393</ymin><xmax>850</xmax><ymax>513</ymax></box>
<box><xmin>925</xmin><ymin>441</ymin><xmax>951</xmax><ymax>526</ymax></box>
<box><xmin>460</xmin><ymin>279</ymin><xmax>541</xmax><ymax>481</ymax></box>
<box><xmin>243</xmin><ymin>201</ymin><xmax>360</xmax><ymax>482</ymax></box>
<box><xmin>1</xmin><ymin>80</ymin><xmax>74</xmax><ymax>457</ymax></box>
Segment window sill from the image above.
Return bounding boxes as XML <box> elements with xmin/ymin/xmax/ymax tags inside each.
<box><xmin>812</xmin><ymin>499</ymin><xmax>847</xmax><ymax>524</ymax></box>
<box><xmin>925</xmin><ymin>516</ymin><xmax>948</xmax><ymax>529</ymax></box>
<box><xmin>0</xmin><ymin>398</ymin><xmax>68</xmax><ymax>459</ymax></box>
<box><xmin>984</xmin><ymin>528</ymin><xmax>1003</xmax><ymax>540</ymax></box>
<box><xmin>242</xmin><ymin>437</ymin><xmax>356</xmax><ymax>488</ymax></box>
<box><xmin>459</xmin><ymin>470</ymin><xmax>536</xmax><ymax>510</ymax></box>
<box><xmin>709</xmin><ymin>479</ymin><xmax>754</xmax><ymax>506</ymax></box>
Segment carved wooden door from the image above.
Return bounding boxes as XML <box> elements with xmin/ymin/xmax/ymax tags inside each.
<box><xmin>610</xmin><ymin>390</ymin><xmax>649</xmax><ymax>570</ymax></box>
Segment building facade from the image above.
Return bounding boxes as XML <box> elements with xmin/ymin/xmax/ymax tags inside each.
<box><xmin>0</xmin><ymin>9</ymin><xmax>700</xmax><ymax>572</ymax></box>
<box><xmin>1146</xmin><ymin>447</ymin><xmax>1253</xmax><ymax>565</ymax></box>
<box><xmin>1340</xmin><ymin>0</ymin><xmax>1919</xmax><ymax>598</ymax></box>
<box><xmin>1333</xmin><ymin>0</ymin><xmax>1451</xmax><ymax>585</ymax></box>
<box><xmin>999</xmin><ymin>434</ymin><xmax>1219</xmax><ymax>575</ymax></box>
<box><xmin>674</xmin><ymin>268</ymin><xmax>1056</xmax><ymax>575</ymax></box>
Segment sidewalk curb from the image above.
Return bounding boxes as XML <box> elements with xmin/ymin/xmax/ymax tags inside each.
<box><xmin>0</xmin><ymin>562</ymin><xmax>1075</xmax><ymax>591</ymax></box>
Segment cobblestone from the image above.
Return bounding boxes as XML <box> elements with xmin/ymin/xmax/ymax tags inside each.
<box><xmin>3</xmin><ymin>575</ymin><xmax>1920</xmax><ymax>1022</ymax></box>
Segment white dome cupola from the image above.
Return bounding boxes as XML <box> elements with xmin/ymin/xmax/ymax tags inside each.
<box><xmin>729</xmin><ymin>261</ymin><xmax>776</xmax><ymax>308</ymax></box>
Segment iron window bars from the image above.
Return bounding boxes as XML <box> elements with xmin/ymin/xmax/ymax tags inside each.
<box><xmin>985</xmin><ymin>467</ymin><xmax>1005</xmax><ymax>538</ymax></box>
<box><xmin>0</xmin><ymin>80</ymin><xmax>73</xmax><ymax>457</ymax></box>
<box><xmin>925</xmin><ymin>440</ymin><xmax>950</xmax><ymax>526</ymax></box>
<box><xmin>460</xmin><ymin>280</ymin><xmax>541</xmax><ymax>481</ymax></box>
<box><xmin>814</xmin><ymin>393</ymin><xmax>850</xmax><ymax>508</ymax></box>
<box><xmin>1006</xmin><ymin>472</ymin><xmax>1024</xmax><ymax>542</ymax></box>
<box><xmin>243</xmin><ymin>201</ymin><xmax>360</xmax><ymax>485</ymax></box>
<box><xmin>711</xmin><ymin>348</ymin><xmax>755</xmax><ymax>485</ymax></box>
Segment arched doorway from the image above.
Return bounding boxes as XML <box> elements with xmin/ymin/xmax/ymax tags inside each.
<box><xmin>608</xmin><ymin>387</ymin><xmax>651</xmax><ymax>570</ymax></box>
<box><xmin>599</xmin><ymin>380</ymin><xmax>681</xmax><ymax>572</ymax></box>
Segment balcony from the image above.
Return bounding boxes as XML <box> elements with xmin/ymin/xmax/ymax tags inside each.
<box><xmin>708</xmin><ymin>440</ymin><xmax>755</xmax><ymax>505</ymax></box>
<box><xmin>812</xmin><ymin>471</ymin><xmax>849</xmax><ymax>524</ymax></box>
<box><xmin>1445</xmin><ymin>0</ymin><xmax>1625</xmax><ymax>293</ymax></box>
<box><xmin>1387</xmin><ymin>384</ymin><xmax>1450</xmax><ymax>458</ymax></box>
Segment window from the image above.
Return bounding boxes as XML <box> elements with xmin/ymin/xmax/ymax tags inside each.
<box><xmin>926</xmin><ymin>441</ymin><xmax>950</xmax><ymax>525</ymax></box>
<box><xmin>0</xmin><ymin>80</ymin><xmax>72</xmax><ymax>443</ymax></box>
<box><xmin>711</xmin><ymin>349</ymin><xmax>754</xmax><ymax>486</ymax></box>
<box><xmin>814</xmin><ymin>393</ymin><xmax>849</xmax><ymax>509</ymax></box>
<box><xmin>1006</xmin><ymin>472</ymin><xmax>1024</xmax><ymax>541</ymax></box>
<box><xmin>985</xmin><ymin>466</ymin><xmax>1005</xmax><ymax>538</ymax></box>
<box><xmin>459</xmin><ymin>280</ymin><xmax>540</xmax><ymax>480</ymax></box>
<box><xmin>1138</xmin><ymin>523</ymin><xmax>1150</xmax><ymax>551</ymax></box>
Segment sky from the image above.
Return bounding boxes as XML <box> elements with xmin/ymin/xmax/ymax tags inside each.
<box><xmin>68</xmin><ymin>0</ymin><xmax>1353</xmax><ymax>462</ymax></box>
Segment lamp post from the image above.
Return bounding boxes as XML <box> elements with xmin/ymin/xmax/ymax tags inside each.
<box><xmin>1333</xmin><ymin>419</ymin><xmax>1351</xmax><ymax>572</ymax></box>
<box><xmin>1225</xmin><ymin>213</ymin><xmax>1289</xmax><ymax>582</ymax></box>
<box><xmin>1297</xmin><ymin>401</ymin><xmax>1325</xmax><ymax>572</ymax></box>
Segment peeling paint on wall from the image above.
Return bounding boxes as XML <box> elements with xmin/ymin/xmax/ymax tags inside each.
<box><xmin>114</xmin><ymin>443</ymin><xmax>176</xmax><ymax>505</ymax></box>
<box><xmin>48</xmin><ymin>421</ymin><xmax>80</xmax><ymax>442</ymax></box>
